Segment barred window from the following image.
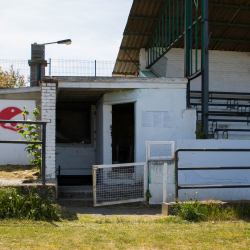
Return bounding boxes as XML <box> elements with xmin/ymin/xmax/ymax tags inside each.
<box><xmin>56</xmin><ymin>103</ymin><xmax>91</xmax><ymax>145</ymax></box>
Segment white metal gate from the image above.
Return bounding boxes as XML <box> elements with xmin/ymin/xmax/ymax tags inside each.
<box><xmin>93</xmin><ymin>162</ymin><xmax>147</xmax><ymax>207</ymax></box>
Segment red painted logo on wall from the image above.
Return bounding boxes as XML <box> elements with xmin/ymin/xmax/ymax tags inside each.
<box><xmin>0</xmin><ymin>107</ymin><xmax>25</xmax><ymax>131</ymax></box>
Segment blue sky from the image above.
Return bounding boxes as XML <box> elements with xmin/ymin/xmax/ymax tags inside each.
<box><xmin>1</xmin><ymin>0</ymin><xmax>132</xmax><ymax>61</ymax></box>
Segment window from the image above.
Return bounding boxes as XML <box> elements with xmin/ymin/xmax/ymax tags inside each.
<box><xmin>56</xmin><ymin>103</ymin><xmax>91</xmax><ymax>145</ymax></box>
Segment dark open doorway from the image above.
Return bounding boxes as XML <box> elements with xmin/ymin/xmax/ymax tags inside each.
<box><xmin>112</xmin><ymin>103</ymin><xmax>134</xmax><ymax>164</ymax></box>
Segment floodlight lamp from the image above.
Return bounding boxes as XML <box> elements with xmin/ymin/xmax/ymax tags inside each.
<box><xmin>57</xmin><ymin>39</ymin><xmax>72</xmax><ymax>45</ymax></box>
<box><xmin>41</xmin><ymin>39</ymin><xmax>72</xmax><ymax>45</ymax></box>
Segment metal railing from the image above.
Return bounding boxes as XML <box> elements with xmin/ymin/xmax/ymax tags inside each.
<box><xmin>190</xmin><ymin>90</ymin><xmax>250</xmax><ymax>104</ymax></box>
<box><xmin>175</xmin><ymin>148</ymin><xmax>250</xmax><ymax>202</ymax></box>
<box><xmin>0</xmin><ymin>120</ymin><xmax>47</xmax><ymax>185</ymax></box>
<box><xmin>190</xmin><ymin>90</ymin><xmax>250</xmax><ymax>137</ymax></box>
<box><xmin>92</xmin><ymin>162</ymin><xmax>147</xmax><ymax>207</ymax></box>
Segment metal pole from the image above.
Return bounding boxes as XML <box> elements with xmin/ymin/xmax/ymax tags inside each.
<box><xmin>49</xmin><ymin>58</ymin><xmax>51</xmax><ymax>76</ymax></box>
<box><xmin>201</xmin><ymin>0</ymin><xmax>209</xmax><ymax>138</ymax></box>
<box><xmin>187</xmin><ymin>79</ymin><xmax>191</xmax><ymax>107</ymax></box>
<box><xmin>175</xmin><ymin>151</ymin><xmax>179</xmax><ymax>202</ymax></box>
<box><xmin>185</xmin><ymin>0</ymin><xmax>190</xmax><ymax>107</ymax></box>
<box><xmin>95</xmin><ymin>60</ymin><xmax>96</xmax><ymax>77</ymax></box>
<box><xmin>42</xmin><ymin>123</ymin><xmax>46</xmax><ymax>185</ymax></box>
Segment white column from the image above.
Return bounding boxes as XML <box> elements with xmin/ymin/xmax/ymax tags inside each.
<box><xmin>41</xmin><ymin>81</ymin><xmax>56</xmax><ymax>181</ymax></box>
<box><xmin>103</xmin><ymin>104</ymin><xmax>112</xmax><ymax>164</ymax></box>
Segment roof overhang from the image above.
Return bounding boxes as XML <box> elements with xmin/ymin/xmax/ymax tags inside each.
<box><xmin>113</xmin><ymin>0</ymin><xmax>250</xmax><ymax>76</ymax></box>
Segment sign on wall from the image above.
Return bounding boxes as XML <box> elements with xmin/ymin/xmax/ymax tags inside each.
<box><xmin>0</xmin><ymin>100</ymin><xmax>36</xmax><ymax>165</ymax></box>
<box><xmin>142</xmin><ymin>111</ymin><xmax>173</xmax><ymax>127</ymax></box>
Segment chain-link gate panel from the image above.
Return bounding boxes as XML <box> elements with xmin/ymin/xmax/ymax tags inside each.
<box><xmin>93</xmin><ymin>163</ymin><xmax>147</xmax><ymax>207</ymax></box>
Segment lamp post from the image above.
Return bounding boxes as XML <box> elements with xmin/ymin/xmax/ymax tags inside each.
<box><xmin>28</xmin><ymin>39</ymin><xmax>72</xmax><ymax>86</ymax></box>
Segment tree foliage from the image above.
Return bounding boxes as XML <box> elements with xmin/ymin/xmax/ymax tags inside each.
<box><xmin>18</xmin><ymin>107</ymin><xmax>41</xmax><ymax>172</ymax></box>
<box><xmin>0</xmin><ymin>65</ymin><xmax>27</xmax><ymax>88</ymax></box>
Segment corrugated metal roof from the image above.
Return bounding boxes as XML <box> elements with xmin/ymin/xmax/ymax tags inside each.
<box><xmin>113</xmin><ymin>0</ymin><xmax>250</xmax><ymax>76</ymax></box>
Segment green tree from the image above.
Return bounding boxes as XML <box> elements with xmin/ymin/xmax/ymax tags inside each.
<box><xmin>0</xmin><ymin>65</ymin><xmax>27</xmax><ymax>88</ymax></box>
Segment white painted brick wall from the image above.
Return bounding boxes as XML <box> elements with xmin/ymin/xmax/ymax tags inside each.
<box><xmin>41</xmin><ymin>82</ymin><xmax>56</xmax><ymax>180</ymax></box>
<box><xmin>139</xmin><ymin>48</ymin><xmax>147</xmax><ymax>71</ymax></box>
<box><xmin>152</xmin><ymin>48</ymin><xmax>250</xmax><ymax>92</ymax></box>
<box><xmin>142</xmin><ymin>49</ymin><xmax>250</xmax><ymax>139</ymax></box>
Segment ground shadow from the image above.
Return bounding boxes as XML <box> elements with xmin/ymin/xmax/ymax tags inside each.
<box><xmin>58</xmin><ymin>200</ymin><xmax>162</xmax><ymax>218</ymax></box>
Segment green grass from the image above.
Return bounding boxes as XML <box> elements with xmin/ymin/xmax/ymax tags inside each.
<box><xmin>0</xmin><ymin>215</ymin><xmax>250</xmax><ymax>249</ymax></box>
<box><xmin>1</xmin><ymin>187</ymin><xmax>250</xmax><ymax>249</ymax></box>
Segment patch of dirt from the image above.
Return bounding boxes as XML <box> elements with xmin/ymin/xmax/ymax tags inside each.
<box><xmin>0</xmin><ymin>165</ymin><xmax>41</xmax><ymax>186</ymax></box>
<box><xmin>0</xmin><ymin>165</ymin><xmax>39</xmax><ymax>180</ymax></box>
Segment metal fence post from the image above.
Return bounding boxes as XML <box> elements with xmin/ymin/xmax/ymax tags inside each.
<box><xmin>42</xmin><ymin>123</ymin><xmax>46</xmax><ymax>185</ymax></box>
<box><xmin>201</xmin><ymin>0</ymin><xmax>209</xmax><ymax>137</ymax></box>
<box><xmin>185</xmin><ymin>0</ymin><xmax>191</xmax><ymax>108</ymax></box>
<box><xmin>49</xmin><ymin>58</ymin><xmax>51</xmax><ymax>76</ymax></box>
<box><xmin>95</xmin><ymin>60</ymin><xmax>97</xmax><ymax>77</ymax></box>
<box><xmin>175</xmin><ymin>150</ymin><xmax>179</xmax><ymax>202</ymax></box>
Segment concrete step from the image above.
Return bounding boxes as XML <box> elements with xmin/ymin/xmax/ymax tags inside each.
<box><xmin>58</xmin><ymin>198</ymin><xmax>93</xmax><ymax>206</ymax></box>
<box><xmin>58</xmin><ymin>185</ymin><xmax>93</xmax><ymax>199</ymax></box>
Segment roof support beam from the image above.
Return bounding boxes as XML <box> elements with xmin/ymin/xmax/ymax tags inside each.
<box><xmin>122</xmin><ymin>49</ymin><xmax>140</xmax><ymax>77</ymax></box>
<box><xmin>117</xmin><ymin>60</ymin><xmax>139</xmax><ymax>63</ymax></box>
<box><xmin>123</xmin><ymin>32</ymin><xmax>151</xmax><ymax>36</ymax></box>
<box><xmin>209</xmin><ymin>3</ymin><xmax>250</xmax><ymax>10</ymax></box>
<box><xmin>134</xmin><ymin>0</ymin><xmax>166</xmax><ymax>2</ymax></box>
<box><xmin>210</xmin><ymin>38</ymin><xmax>250</xmax><ymax>44</ymax></box>
<box><xmin>112</xmin><ymin>72</ymin><xmax>136</xmax><ymax>76</ymax></box>
<box><xmin>120</xmin><ymin>47</ymin><xmax>141</xmax><ymax>50</ymax></box>
<box><xmin>129</xmin><ymin>15</ymin><xmax>158</xmax><ymax>21</ymax></box>
<box><xmin>210</xmin><ymin>22</ymin><xmax>250</xmax><ymax>28</ymax></box>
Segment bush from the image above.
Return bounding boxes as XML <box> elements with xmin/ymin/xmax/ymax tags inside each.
<box><xmin>0</xmin><ymin>187</ymin><xmax>62</xmax><ymax>221</ymax></box>
<box><xmin>172</xmin><ymin>200</ymin><xmax>207</xmax><ymax>222</ymax></box>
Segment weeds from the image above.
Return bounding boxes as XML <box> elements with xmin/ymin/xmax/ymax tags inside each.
<box><xmin>171</xmin><ymin>199</ymin><xmax>250</xmax><ymax>222</ymax></box>
<box><xmin>0</xmin><ymin>187</ymin><xmax>62</xmax><ymax>221</ymax></box>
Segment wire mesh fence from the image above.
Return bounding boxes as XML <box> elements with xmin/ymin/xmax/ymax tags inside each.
<box><xmin>0</xmin><ymin>59</ymin><xmax>30</xmax><ymax>81</ymax></box>
<box><xmin>0</xmin><ymin>59</ymin><xmax>115</xmax><ymax>81</ymax></box>
<box><xmin>48</xmin><ymin>59</ymin><xmax>115</xmax><ymax>77</ymax></box>
<box><xmin>93</xmin><ymin>163</ymin><xmax>147</xmax><ymax>206</ymax></box>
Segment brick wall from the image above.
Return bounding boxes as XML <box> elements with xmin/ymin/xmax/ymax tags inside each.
<box><xmin>29</xmin><ymin>44</ymin><xmax>47</xmax><ymax>87</ymax></box>
<box><xmin>41</xmin><ymin>81</ymin><xmax>56</xmax><ymax>180</ymax></box>
<box><xmin>152</xmin><ymin>48</ymin><xmax>250</xmax><ymax>92</ymax></box>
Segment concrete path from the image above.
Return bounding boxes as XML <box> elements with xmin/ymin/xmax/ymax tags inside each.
<box><xmin>58</xmin><ymin>200</ymin><xmax>162</xmax><ymax>215</ymax></box>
